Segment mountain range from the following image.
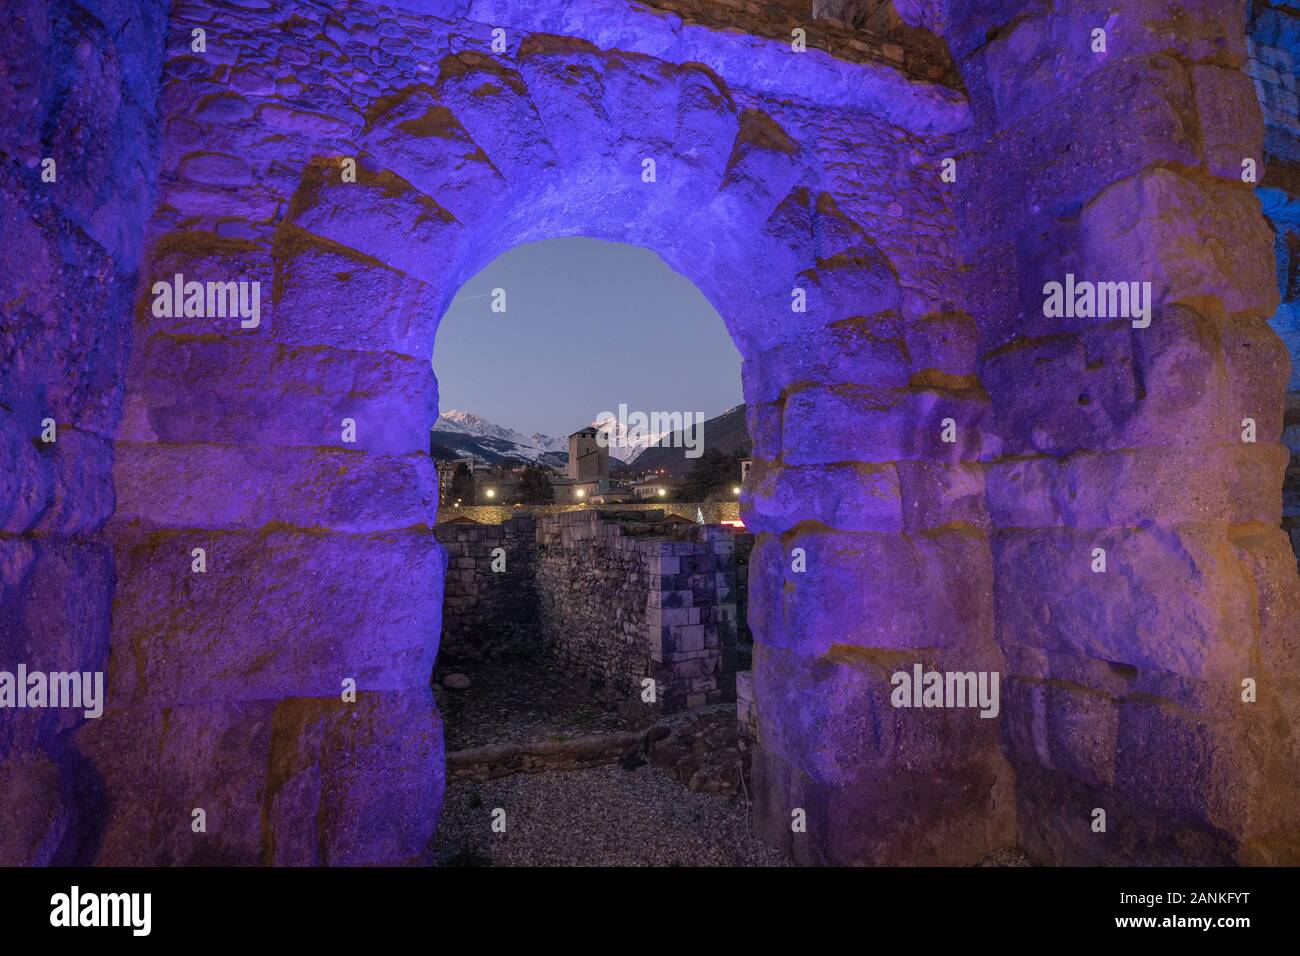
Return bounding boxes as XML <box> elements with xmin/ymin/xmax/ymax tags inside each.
<box><xmin>632</xmin><ymin>404</ymin><xmax>750</xmax><ymax>476</ymax></box>
<box><xmin>429</xmin><ymin>410</ymin><xmax>569</xmax><ymax>468</ymax></box>
<box><xmin>430</xmin><ymin>405</ymin><xmax>750</xmax><ymax>475</ymax></box>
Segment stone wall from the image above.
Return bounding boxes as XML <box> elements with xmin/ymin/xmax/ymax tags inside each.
<box><xmin>1250</xmin><ymin>1</ymin><xmax>1300</xmax><ymax>560</ymax></box>
<box><xmin>437</xmin><ymin>510</ymin><xmax>741</xmax><ymax>715</ymax></box>
<box><xmin>537</xmin><ymin>511</ymin><xmax>740</xmax><ymax>714</ymax></box>
<box><xmin>435</xmin><ymin>515</ymin><xmax>540</xmax><ymax>663</ymax></box>
<box><xmin>0</xmin><ymin>0</ymin><xmax>168</xmax><ymax>865</ymax></box>
<box><xmin>733</xmin><ymin>530</ymin><xmax>755</xmax><ymax>653</ymax></box>
<box><xmin>639</xmin><ymin>0</ymin><xmax>959</xmax><ymax>85</ymax></box>
<box><xmin>945</xmin><ymin>0</ymin><xmax>1299</xmax><ymax>865</ymax></box>
<box><xmin>2</xmin><ymin>0</ymin><xmax>1296</xmax><ymax>868</ymax></box>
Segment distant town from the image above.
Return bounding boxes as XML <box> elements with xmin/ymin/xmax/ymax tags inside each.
<box><xmin>435</xmin><ymin>424</ymin><xmax>752</xmax><ymax>508</ymax></box>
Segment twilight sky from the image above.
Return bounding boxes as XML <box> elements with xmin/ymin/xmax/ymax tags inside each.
<box><xmin>433</xmin><ymin>237</ymin><xmax>743</xmax><ymax>439</ymax></box>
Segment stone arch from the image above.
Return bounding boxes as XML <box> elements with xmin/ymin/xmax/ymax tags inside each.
<box><xmin>84</xmin><ymin>7</ymin><xmax>978</xmax><ymax>865</ymax></box>
<box><xmin>19</xmin><ymin>0</ymin><xmax>1288</xmax><ymax>868</ymax></box>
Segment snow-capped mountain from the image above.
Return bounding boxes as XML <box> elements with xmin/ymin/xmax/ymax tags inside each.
<box><xmin>437</xmin><ymin>410</ymin><xmax>566</xmax><ymax>454</ymax></box>
<box><xmin>589</xmin><ymin>414</ymin><xmax>674</xmax><ymax>464</ymax></box>
<box><xmin>432</xmin><ymin>407</ymin><xmax>746</xmax><ymax>467</ymax></box>
<box><xmin>431</xmin><ymin>409</ymin><xmax>568</xmax><ymax>465</ymax></box>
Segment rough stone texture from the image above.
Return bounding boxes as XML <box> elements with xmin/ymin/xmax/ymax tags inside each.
<box><xmin>951</xmin><ymin>0</ymin><xmax>1300</xmax><ymax>865</ymax></box>
<box><xmin>437</xmin><ymin>510</ymin><xmax>742</xmax><ymax>715</ymax></box>
<box><xmin>435</xmin><ymin>515</ymin><xmax>542</xmax><ymax>664</ymax></box>
<box><xmin>0</xmin><ymin>0</ymin><xmax>167</xmax><ymax>865</ymax></box>
<box><xmin>736</xmin><ymin>669</ymin><xmax>758</xmax><ymax>741</ymax></box>
<box><xmin>538</xmin><ymin>511</ymin><xmax>741</xmax><ymax>713</ymax></box>
<box><xmin>2</xmin><ymin>0</ymin><xmax>1298</xmax><ymax>868</ymax></box>
<box><xmin>76</xmin><ymin>689</ymin><xmax>443</xmax><ymax>866</ymax></box>
<box><xmin>1251</xmin><ymin>2</ymin><xmax>1300</xmax><ymax>563</ymax></box>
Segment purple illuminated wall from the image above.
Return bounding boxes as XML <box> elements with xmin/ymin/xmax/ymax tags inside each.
<box><xmin>2</xmin><ymin>0</ymin><xmax>1298</xmax><ymax>866</ymax></box>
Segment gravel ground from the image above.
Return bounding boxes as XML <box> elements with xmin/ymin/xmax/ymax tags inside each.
<box><xmin>434</xmin><ymin>761</ymin><xmax>790</xmax><ymax>867</ymax></box>
<box><xmin>436</xmin><ymin>655</ymin><xmax>630</xmax><ymax>751</ymax></box>
<box><xmin>432</xmin><ymin>658</ymin><xmax>1033</xmax><ymax>867</ymax></box>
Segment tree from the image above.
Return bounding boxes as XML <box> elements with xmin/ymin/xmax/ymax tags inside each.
<box><xmin>450</xmin><ymin>462</ymin><xmax>476</xmax><ymax>504</ymax></box>
<box><xmin>517</xmin><ymin>464</ymin><xmax>554</xmax><ymax>504</ymax></box>
<box><xmin>679</xmin><ymin>447</ymin><xmax>748</xmax><ymax>502</ymax></box>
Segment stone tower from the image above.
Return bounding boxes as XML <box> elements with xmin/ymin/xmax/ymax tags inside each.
<box><xmin>567</xmin><ymin>426</ymin><xmax>608</xmax><ymax>481</ymax></box>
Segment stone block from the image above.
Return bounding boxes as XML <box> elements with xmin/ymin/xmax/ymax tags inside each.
<box><xmin>745</xmin><ymin>461</ymin><xmax>904</xmax><ymax>534</ymax></box>
<box><xmin>747</xmin><ymin>528</ymin><xmax>993</xmax><ymax>655</ymax></box>
<box><xmin>1078</xmin><ymin>168</ymin><xmax>1277</xmax><ymax>322</ymax></box>
<box><xmin>781</xmin><ymin>384</ymin><xmax>990</xmax><ymax>466</ymax></box>
<box><xmin>0</xmin><ymin>749</ymin><xmax>68</xmax><ymax>866</ymax></box>
<box><xmin>895</xmin><ymin>461</ymin><xmax>989</xmax><ymax>531</ymax></box>
<box><xmin>750</xmin><ymin>643</ymin><xmax>1012</xmax><ymax>865</ymax></box>
<box><xmin>959</xmin><ymin>56</ymin><xmax>1200</xmax><ymax>241</ymax></box>
<box><xmin>1114</xmin><ymin>697</ymin><xmax>1252</xmax><ymax>832</ymax></box>
<box><xmin>986</xmin><ymin>445</ymin><xmax>1286</xmax><ymax>528</ymax></box>
<box><xmin>981</xmin><ymin>307</ymin><xmax>1254</xmax><ymax>454</ymax></box>
<box><xmin>75</xmin><ymin>690</ymin><xmax>443</xmax><ymax>866</ymax></box>
<box><xmin>107</xmin><ymin>526</ymin><xmax>443</xmax><ymax>705</ymax></box>
<box><xmin>1003</xmin><ymin>678</ymin><xmax>1118</xmax><ymax>793</ymax></box>
<box><xmin>992</xmin><ymin>525</ymin><xmax>1255</xmax><ymax>679</ymax></box>
<box><xmin>118</xmin><ymin>333</ymin><xmax>436</xmax><ymax>455</ymax></box>
<box><xmin>1192</xmin><ymin>64</ymin><xmax>1265</xmax><ymax>181</ymax></box>
<box><xmin>742</xmin><ymin>313</ymin><xmax>911</xmax><ymax>404</ymax></box>
<box><xmin>113</xmin><ymin>442</ymin><xmax>438</xmax><ymax>531</ymax></box>
<box><xmin>271</xmin><ymin>229</ymin><xmax>440</xmax><ymax>355</ymax></box>
<box><xmin>0</xmin><ymin>538</ymin><xmax>112</xmax><ymax>689</ymax></box>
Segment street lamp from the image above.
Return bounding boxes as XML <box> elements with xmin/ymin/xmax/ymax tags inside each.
<box><xmin>657</xmin><ymin>487</ymin><xmax>666</xmax><ymax>497</ymax></box>
<box><xmin>732</xmin><ymin>486</ymin><xmax>741</xmax><ymax>496</ymax></box>
<box><xmin>485</xmin><ymin>488</ymin><xmax>495</xmax><ymax>499</ymax></box>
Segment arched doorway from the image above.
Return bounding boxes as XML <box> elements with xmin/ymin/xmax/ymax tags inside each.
<box><xmin>49</xmin><ymin>1</ymin><xmax>1295</xmax><ymax>868</ymax></box>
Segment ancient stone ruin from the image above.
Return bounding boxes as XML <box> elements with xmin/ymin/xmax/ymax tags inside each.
<box><xmin>438</xmin><ymin>509</ymin><xmax>747</xmax><ymax>713</ymax></box>
<box><xmin>3</xmin><ymin>0</ymin><xmax>1300</xmax><ymax>868</ymax></box>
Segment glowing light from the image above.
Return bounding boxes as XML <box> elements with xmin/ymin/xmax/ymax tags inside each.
<box><xmin>576</xmin><ymin>489</ymin><xmax>585</xmax><ymax>498</ymax></box>
<box><xmin>657</xmin><ymin>488</ymin><xmax>666</xmax><ymax>497</ymax></box>
<box><xmin>485</xmin><ymin>488</ymin><xmax>495</xmax><ymax>499</ymax></box>
<box><xmin>732</xmin><ymin>486</ymin><xmax>741</xmax><ymax>495</ymax></box>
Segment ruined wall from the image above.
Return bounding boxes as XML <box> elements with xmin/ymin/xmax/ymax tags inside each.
<box><xmin>436</xmin><ymin>515</ymin><xmax>540</xmax><ymax>664</ymax></box>
<box><xmin>536</xmin><ymin>511</ymin><xmax>740</xmax><ymax>713</ymax></box>
<box><xmin>948</xmin><ymin>0</ymin><xmax>1300</xmax><ymax>864</ymax></box>
<box><xmin>0</xmin><ymin>0</ymin><xmax>168</xmax><ymax>865</ymax></box>
<box><xmin>79</xmin><ymin>0</ymin><xmax>969</xmax><ymax>867</ymax></box>
<box><xmin>733</xmin><ymin>530</ymin><xmax>754</xmax><ymax>651</ymax></box>
<box><xmin>3</xmin><ymin>0</ymin><xmax>1296</xmax><ymax>868</ymax></box>
<box><xmin>437</xmin><ymin>510</ymin><xmax>741</xmax><ymax>715</ymax></box>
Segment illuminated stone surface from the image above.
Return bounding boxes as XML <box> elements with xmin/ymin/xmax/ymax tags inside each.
<box><xmin>1</xmin><ymin>0</ymin><xmax>1298</xmax><ymax>866</ymax></box>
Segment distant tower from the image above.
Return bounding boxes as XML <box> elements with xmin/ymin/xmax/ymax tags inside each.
<box><xmin>568</xmin><ymin>426</ymin><xmax>608</xmax><ymax>481</ymax></box>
